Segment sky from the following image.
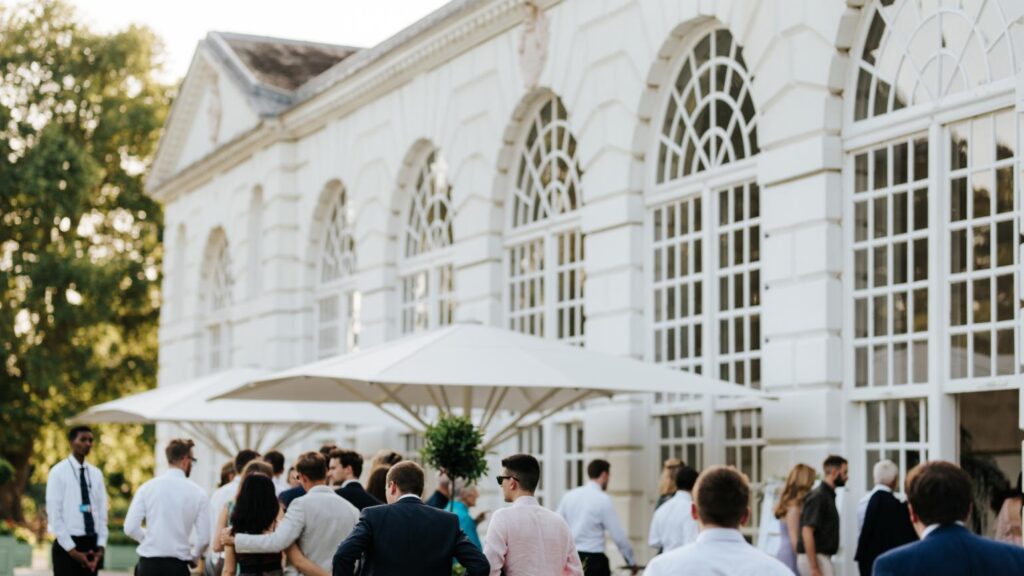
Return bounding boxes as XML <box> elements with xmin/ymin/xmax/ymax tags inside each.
<box><xmin>68</xmin><ymin>0</ymin><xmax>452</xmax><ymax>82</ymax></box>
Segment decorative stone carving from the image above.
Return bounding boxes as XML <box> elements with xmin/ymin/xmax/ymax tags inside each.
<box><xmin>206</xmin><ymin>72</ymin><xmax>222</xmax><ymax>146</ymax></box>
<box><xmin>518</xmin><ymin>2</ymin><xmax>549</xmax><ymax>90</ymax></box>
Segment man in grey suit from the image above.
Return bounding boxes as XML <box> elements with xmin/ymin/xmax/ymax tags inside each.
<box><xmin>222</xmin><ymin>452</ymin><xmax>358</xmax><ymax>575</ymax></box>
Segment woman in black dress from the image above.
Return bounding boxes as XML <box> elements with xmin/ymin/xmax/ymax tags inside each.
<box><xmin>222</xmin><ymin>474</ymin><xmax>283</xmax><ymax>576</ymax></box>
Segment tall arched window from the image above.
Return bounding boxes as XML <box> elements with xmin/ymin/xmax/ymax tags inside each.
<box><xmin>650</xmin><ymin>28</ymin><xmax>762</xmax><ymax>387</ymax></box>
<box><xmin>199</xmin><ymin>229</ymin><xmax>233</xmax><ymax>374</ymax></box>
<box><xmin>505</xmin><ymin>93</ymin><xmax>585</xmax><ymax>345</ymax></box>
<box><xmin>648</xmin><ymin>27</ymin><xmax>764</xmax><ymax>504</ymax></box>
<box><xmin>846</xmin><ymin>0</ymin><xmax>1022</xmax><ymax>491</ymax></box>
<box><xmin>399</xmin><ymin>147</ymin><xmax>455</xmax><ymax>334</ymax></box>
<box><xmin>315</xmin><ymin>181</ymin><xmax>359</xmax><ymax>358</ymax></box>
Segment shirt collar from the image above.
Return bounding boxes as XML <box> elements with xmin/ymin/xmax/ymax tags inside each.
<box><xmin>68</xmin><ymin>456</ymin><xmax>90</xmax><ymax>469</ymax></box>
<box><xmin>673</xmin><ymin>490</ymin><xmax>693</xmax><ymax>502</ymax></box>
<box><xmin>923</xmin><ymin>521</ymin><xmax>965</xmax><ymax>538</ymax></box>
<box><xmin>398</xmin><ymin>494</ymin><xmax>422</xmax><ymax>502</ymax></box>
<box><xmin>587</xmin><ymin>480</ymin><xmax>603</xmax><ymax>491</ymax></box>
<box><xmin>165</xmin><ymin>468</ymin><xmax>186</xmax><ymax>478</ymax></box>
<box><xmin>696</xmin><ymin>528</ymin><xmax>747</xmax><ymax>544</ymax></box>
<box><xmin>513</xmin><ymin>495</ymin><xmax>539</xmax><ymax>507</ymax></box>
<box><xmin>308</xmin><ymin>484</ymin><xmax>334</xmax><ymax>494</ymax></box>
<box><xmin>341</xmin><ymin>479</ymin><xmax>359</xmax><ymax>488</ymax></box>
<box><xmin>872</xmin><ymin>484</ymin><xmax>893</xmax><ymax>493</ymax></box>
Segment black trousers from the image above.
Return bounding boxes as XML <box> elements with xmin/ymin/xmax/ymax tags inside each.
<box><xmin>578</xmin><ymin>552</ymin><xmax>611</xmax><ymax>576</ymax></box>
<box><xmin>136</xmin><ymin>556</ymin><xmax>191</xmax><ymax>576</ymax></box>
<box><xmin>52</xmin><ymin>535</ymin><xmax>102</xmax><ymax>576</ymax></box>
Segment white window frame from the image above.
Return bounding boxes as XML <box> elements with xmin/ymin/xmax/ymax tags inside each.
<box><xmin>720</xmin><ymin>408</ymin><xmax>765</xmax><ymax>541</ymax></box>
<box><xmin>862</xmin><ymin>398</ymin><xmax>929</xmax><ymax>493</ymax></box>
<box><xmin>315</xmin><ymin>185</ymin><xmax>359</xmax><ymax>358</ymax></box>
<box><xmin>200</xmin><ymin>235</ymin><xmax>233</xmax><ymax>375</ymax></box>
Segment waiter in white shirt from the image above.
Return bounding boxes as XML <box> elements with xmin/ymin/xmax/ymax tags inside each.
<box><xmin>125</xmin><ymin>438</ymin><xmax>210</xmax><ymax>576</ymax></box>
<box><xmin>556</xmin><ymin>459</ymin><xmax>638</xmax><ymax>576</ymax></box>
<box><xmin>46</xmin><ymin>426</ymin><xmax>108</xmax><ymax>576</ymax></box>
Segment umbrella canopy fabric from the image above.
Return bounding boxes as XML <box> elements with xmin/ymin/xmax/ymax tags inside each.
<box><xmin>74</xmin><ymin>367</ymin><xmax>402</xmax><ymax>457</ymax></box>
<box><xmin>215</xmin><ymin>323</ymin><xmax>769</xmax><ymax>448</ymax></box>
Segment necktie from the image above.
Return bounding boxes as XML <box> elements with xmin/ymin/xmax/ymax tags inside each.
<box><xmin>78</xmin><ymin>466</ymin><xmax>96</xmax><ymax>536</ymax></box>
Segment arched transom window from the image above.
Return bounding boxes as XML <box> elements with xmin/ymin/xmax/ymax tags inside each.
<box><xmin>854</xmin><ymin>0</ymin><xmax>1024</xmax><ymax>121</ymax></box>
<box><xmin>199</xmin><ymin>230</ymin><xmax>233</xmax><ymax>374</ymax></box>
<box><xmin>657</xmin><ymin>28</ymin><xmax>758</xmax><ymax>184</ymax></box>
<box><xmin>315</xmin><ymin>181</ymin><xmax>360</xmax><ymax>358</ymax></box>
<box><xmin>506</xmin><ymin>93</ymin><xmax>585</xmax><ymax>345</ymax></box>
<box><xmin>399</xmin><ymin>147</ymin><xmax>455</xmax><ymax>334</ymax></box>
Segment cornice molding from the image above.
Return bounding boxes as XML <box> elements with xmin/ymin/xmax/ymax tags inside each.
<box><xmin>148</xmin><ymin>0</ymin><xmax>563</xmax><ymax>203</ymax></box>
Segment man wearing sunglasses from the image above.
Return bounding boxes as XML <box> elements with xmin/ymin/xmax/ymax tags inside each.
<box><xmin>484</xmin><ymin>454</ymin><xmax>582</xmax><ymax>576</ymax></box>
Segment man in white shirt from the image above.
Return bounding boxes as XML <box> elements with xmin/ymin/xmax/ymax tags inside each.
<box><xmin>484</xmin><ymin>454</ymin><xmax>582</xmax><ymax>576</ymax></box>
<box><xmin>556</xmin><ymin>459</ymin><xmax>637</xmax><ymax>576</ymax></box>
<box><xmin>46</xmin><ymin>425</ymin><xmax>108</xmax><ymax>576</ymax></box>
<box><xmin>125</xmin><ymin>438</ymin><xmax>210</xmax><ymax>576</ymax></box>
<box><xmin>645</xmin><ymin>466</ymin><xmax>792</xmax><ymax>576</ymax></box>
<box><xmin>222</xmin><ymin>451</ymin><xmax>359</xmax><ymax>575</ymax></box>
<box><xmin>648</xmin><ymin>463</ymin><xmax>699</xmax><ymax>554</ymax></box>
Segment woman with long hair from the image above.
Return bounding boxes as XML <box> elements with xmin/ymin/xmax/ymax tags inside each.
<box><xmin>222</xmin><ymin>474</ymin><xmax>282</xmax><ymax>576</ymax></box>
<box><xmin>366</xmin><ymin>466</ymin><xmax>390</xmax><ymax>503</ymax></box>
<box><xmin>213</xmin><ymin>461</ymin><xmax>277</xmax><ymax>554</ymax></box>
<box><xmin>656</xmin><ymin>458</ymin><xmax>683</xmax><ymax>509</ymax></box>
<box><xmin>774</xmin><ymin>463</ymin><xmax>816</xmax><ymax>574</ymax></box>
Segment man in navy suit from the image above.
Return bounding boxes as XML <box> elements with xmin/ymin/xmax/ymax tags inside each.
<box><xmin>874</xmin><ymin>460</ymin><xmax>1024</xmax><ymax>576</ymax></box>
<box><xmin>331</xmin><ymin>461</ymin><xmax>489</xmax><ymax>576</ymax></box>
<box><xmin>328</xmin><ymin>448</ymin><xmax>382</xmax><ymax>510</ymax></box>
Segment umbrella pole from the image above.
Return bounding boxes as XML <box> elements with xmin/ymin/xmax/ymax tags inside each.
<box><xmin>485</xmin><ymin>389</ymin><xmax>597</xmax><ymax>449</ymax></box>
<box><xmin>479</xmin><ymin>386</ymin><xmax>511</xmax><ymax>432</ymax></box>
<box><xmin>372</xmin><ymin>382</ymin><xmax>432</xmax><ymax>430</ymax></box>
<box><xmin>181</xmin><ymin>422</ymin><xmax>235</xmax><ymax>459</ymax></box>
<box><xmin>481</xmin><ymin>388</ymin><xmax>561</xmax><ymax>451</ymax></box>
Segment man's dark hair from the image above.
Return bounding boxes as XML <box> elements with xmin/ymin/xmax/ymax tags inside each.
<box><xmin>318</xmin><ymin>444</ymin><xmax>337</xmax><ymax>459</ymax></box>
<box><xmin>330</xmin><ymin>448</ymin><xmax>364</xmax><ymax>478</ymax></box>
<box><xmin>166</xmin><ymin>438</ymin><xmax>195</xmax><ymax>464</ymax></box>
<box><xmin>68</xmin><ymin>425</ymin><xmax>93</xmax><ymax>442</ymax></box>
<box><xmin>694</xmin><ymin>466</ymin><xmax>750</xmax><ymax>528</ymax></box>
<box><xmin>905</xmin><ymin>461</ymin><xmax>973</xmax><ymax>526</ymax></box>
<box><xmin>386</xmin><ymin>461</ymin><xmax>424</xmax><ymax>497</ymax></box>
<box><xmin>823</xmin><ymin>454</ymin><xmax>847</xmax><ymax>473</ymax></box>
<box><xmin>587</xmin><ymin>459</ymin><xmax>611</xmax><ymax>480</ymax></box>
<box><xmin>230</xmin><ymin>474</ymin><xmax>279</xmax><ymax>536</ymax></box>
<box><xmin>294</xmin><ymin>451</ymin><xmax>327</xmax><ymax>482</ymax></box>
<box><xmin>263</xmin><ymin>451</ymin><xmax>285</xmax><ymax>475</ymax></box>
<box><xmin>675</xmin><ymin>464</ymin><xmax>700</xmax><ymax>492</ymax></box>
<box><xmin>234</xmin><ymin>449</ymin><xmax>260</xmax><ymax>474</ymax></box>
<box><xmin>501</xmin><ymin>454</ymin><xmax>541</xmax><ymax>493</ymax></box>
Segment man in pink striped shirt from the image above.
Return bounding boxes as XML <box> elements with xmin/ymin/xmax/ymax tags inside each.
<box><xmin>484</xmin><ymin>454</ymin><xmax>583</xmax><ymax>576</ymax></box>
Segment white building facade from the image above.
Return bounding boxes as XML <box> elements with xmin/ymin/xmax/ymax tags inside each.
<box><xmin>149</xmin><ymin>0</ymin><xmax>1024</xmax><ymax>569</ymax></box>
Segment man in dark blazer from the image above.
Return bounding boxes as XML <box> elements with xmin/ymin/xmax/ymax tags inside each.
<box><xmin>332</xmin><ymin>461</ymin><xmax>489</xmax><ymax>576</ymax></box>
<box><xmin>854</xmin><ymin>460</ymin><xmax>917</xmax><ymax>576</ymax></box>
<box><xmin>874</xmin><ymin>461</ymin><xmax>1024</xmax><ymax>576</ymax></box>
<box><xmin>329</xmin><ymin>449</ymin><xmax>382</xmax><ymax>511</ymax></box>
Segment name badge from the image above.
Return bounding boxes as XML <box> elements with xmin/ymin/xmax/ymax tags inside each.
<box><xmin>79</xmin><ymin>504</ymin><xmax>92</xmax><ymax>513</ymax></box>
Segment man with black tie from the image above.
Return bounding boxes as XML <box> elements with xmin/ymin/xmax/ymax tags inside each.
<box><xmin>332</xmin><ymin>461</ymin><xmax>489</xmax><ymax>576</ymax></box>
<box><xmin>46</xmin><ymin>426</ymin><xmax>108</xmax><ymax>576</ymax></box>
<box><xmin>328</xmin><ymin>449</ymin><xmax>382</xmax><ymax>510</ymax></box>
<box><xmin>854</xmin><ymin>460</ymin><xmax>916</xmax><ymax>576</ymax></box>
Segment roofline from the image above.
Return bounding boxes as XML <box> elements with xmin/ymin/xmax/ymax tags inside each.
<box><xmin>211</xmin><ymin>30</ymin><xmax>362</xmax><ymax>54</ymax></box>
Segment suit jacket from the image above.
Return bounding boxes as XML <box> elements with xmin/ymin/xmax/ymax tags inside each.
<box><xmin>279</xmin><ymin>485</ymin><xmax>306</xmax><ymax>510</ymax></box>
<box><xmin>336</xmin><ymin>482</ymin><xmax>382</xmax><ymax>511</ymax></box>
<box><xmin>235</xmin><ymin>485</ymin><xmax>359</xmax><ymax>574</ymax></box>
<box><xmin>332</xmin><ymin>497</ymin><xmax>489</xmax><ymax>576</ymax></box>
<box><xmin>874</xmin><ymin>524</ymin><xmax>1024</xmax><ymax>576</ymax></box>
<box><xmin>854</xmin><ymin>489</ymin><xmax>917</xmax><ymax>576</ymax></box>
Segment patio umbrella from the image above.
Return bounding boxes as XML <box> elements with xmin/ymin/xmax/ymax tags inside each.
<box><xmin>215</xmin><ymin>323</ymin><xmax>770</xmax><ymax>449</ymax></box>
<box><xmin>73</xmin><ymin>367</ymin><xmax>402</xmax><ymax>457</ymax></box>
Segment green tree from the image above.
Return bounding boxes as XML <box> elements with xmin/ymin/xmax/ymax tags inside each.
<box><xmin>421</xmin><ymin>414</ymin><xmax>488</xmax><ymax>511</ymax></box>
<box><xmin>0</xmin><ymin>0</ymin><xmax>170</xmax><ymax>522</ymax></box>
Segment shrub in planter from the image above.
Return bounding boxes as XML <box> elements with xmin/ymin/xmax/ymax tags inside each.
<box><xmin>421</xmin><ymin>414</ymin><xmax>488</xmax><ymax>510</ymax></box>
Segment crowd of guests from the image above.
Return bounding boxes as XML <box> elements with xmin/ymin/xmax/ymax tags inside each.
<box><xmin>46</xmin><ymin>424</ymin><xmax>1024</xmax><ymax>576</ymax></box>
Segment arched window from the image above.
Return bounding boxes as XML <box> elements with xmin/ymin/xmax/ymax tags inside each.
<box><xmin>399</xmin><ymin>147</ymin><xmax>455</xmax><ymax>334</ymax></box>
<box><xmin>853</xmin><ymin>0</ymin><xmax>1023</xmax><ymax>121</ymax></box>
<box><xmin>847</xmin><ymin>0</ymin><xmax>1022</xmax><ymax>491</ymax></box>
<box><xmin>199</xmin><ymin>229</ymin><xmax>233</xmax><ymax>374</ymax></box>
<box><xmin>315</xmin><ymin>181</ymin><xmax>359</xmax><ymax>358</ymax></box>
<box><xmin>649</xmin><ymin>27</ymin><xmax>762</xmax><ymax>389</ymax></box>
<box><xmin>248</xmin><ymin>187</ymin><xmax>263</xmax><ymax>299</ymax></box>
<box><xmin>657</xmin><ymin>29</ymin><xmax>758</xmax><ymax>184</ymax></box>
<box><xmin>506</xmin><ymin>93</ymin><xmax>585</xmax><ymax>345</ymax></box>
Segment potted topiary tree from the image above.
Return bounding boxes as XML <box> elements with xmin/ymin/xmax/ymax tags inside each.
<box><xmin>420</xmin><ymin>414</ymin><xmax>488</xmax><ymax>511</ymax></box>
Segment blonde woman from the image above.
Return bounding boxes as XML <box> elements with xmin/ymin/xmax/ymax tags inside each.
<box><xmin>656</xmin><ymin>458</ymin><xmax>683</xmax><ymax>509</ymax></box>
<box><xmin>774</xmin><ymin>464</ymin><xmax>816</xmax><ymax>574</ymax></box>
